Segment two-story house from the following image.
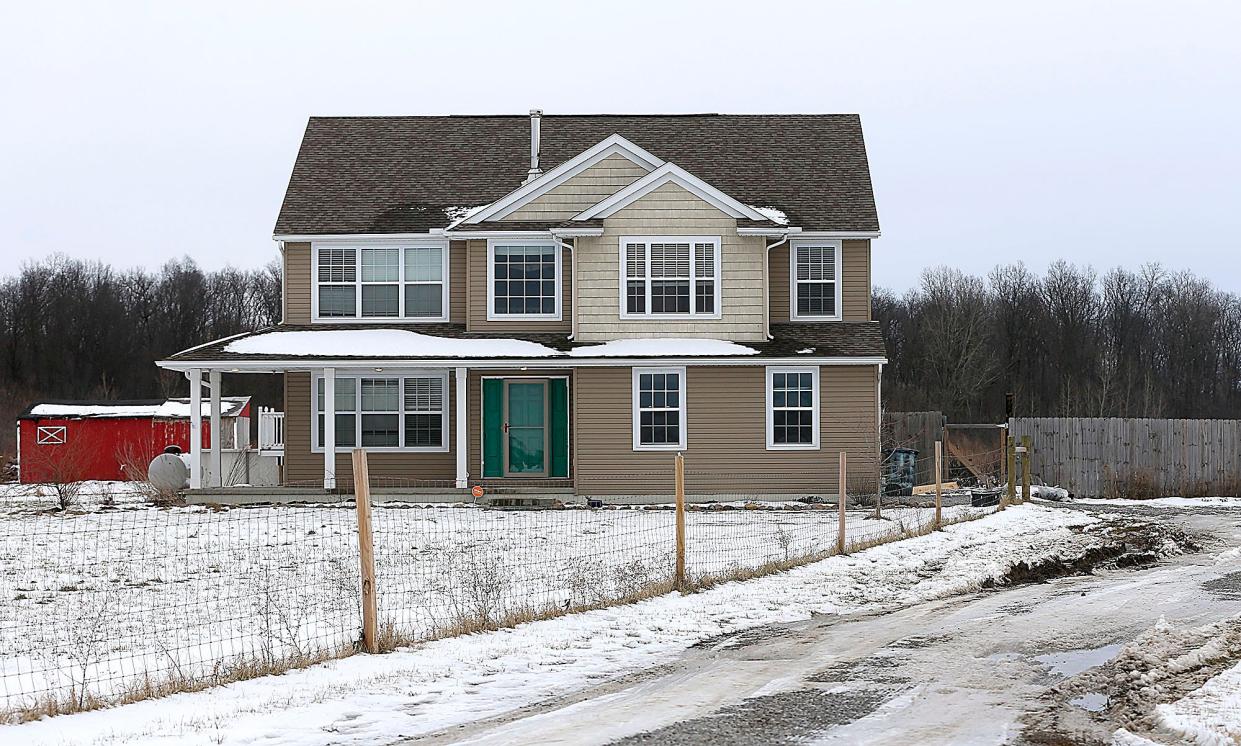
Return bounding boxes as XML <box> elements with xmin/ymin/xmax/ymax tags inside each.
<box><xmin>159</xmin><ymin>112</ymin><xmax>886</xmax><ymax>500</ymax></box>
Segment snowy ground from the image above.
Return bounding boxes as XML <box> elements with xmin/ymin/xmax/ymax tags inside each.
<box><xmin>0</xmin><ymin>503</ymin><xmax>1097</xmax><ymax>745</ymax></box>
<box><xmin>0</xmin><ymin>481</ymin><xmax>993</xmax><ymax>718</ymax></box>
<box><xmin>1077</xmin><ymin>496</ymin><xmax>1241</xmax><ymax>509</ymax></box>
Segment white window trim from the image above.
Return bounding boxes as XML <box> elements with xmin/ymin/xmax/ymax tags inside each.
<box><xmin>765</xmin><ymin>365</ymin><xmax>821</xmax><ymax>450</ymax></box>
<box><xmin>486</xmin><ymin>238</ymin><xmax>563</xmax><ymax>322</ymax></box>
<box><xmin>310</xmin><ymin>239</ymin><xmax>451</xmax><ymax>323</ymax></box>
<box><xmin>618</xmin><ymin>236</ymin><xmax>722</xmax><ymax>320</ymax></box>
<box><xmin>631</xmin><ymin>366</ymin><xmax>687</xmax><ymax>452</ymax></box>
<box><xmin>36</xmin><ymin>425</ymin><xmax>67</xmax><ymax>445</ymax></box>
<box><xmin>789</xmin><ymin>239</ymin><xmax>843</xmax><ymax>322</ymax></box>
<box><xmin>312</xmin><ymin>371</ymin><xmax>450</xmax><ymax>453</ymax></box>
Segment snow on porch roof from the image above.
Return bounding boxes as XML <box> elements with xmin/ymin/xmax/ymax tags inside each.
<box><xmin>22</xmin><ymin>397</ymin><xmax>250</xmax><ymax>420</ymax></box>
<box><xmin>218</xmin><ymin>329</ymin><xmax>759</xmax><ymax>359</ymax></box>
<box><xmin>160</xmin><ymin>323</ymin><xmax>889</xmax><ymax>366</ymax></box>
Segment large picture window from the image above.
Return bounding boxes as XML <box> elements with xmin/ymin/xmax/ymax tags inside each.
<box><xmin>766</xmin><ymin>366</ymin><xmax>819</xmax><ymax>449</ymax></box>
<box><xmin>313</xmin><ymin>243</ymin><xmax>449</xmax><ymax>321</ymax></box>
<box><xmin>621</xmin><ymin>237</ymin><xmax>720</xmax><ymax>318</ymax></box>
<box><xmin>487</xmin><ymin>241</ymin><xmax>561</xmax><ymax>320</ymax></box>
<box><xmin>315</xmin><ymin>373</ymin><xmax>448</xmax><ymax>451</ymax></box>
<box><xmin>791</xmin><ymin>241</ymin><xmax>842</xmax><ymax>320</ymax></box>
<box><xmin>632</xmin><ymin>367</ymin><xmax>687</xmax><ymax>451</ymax></box>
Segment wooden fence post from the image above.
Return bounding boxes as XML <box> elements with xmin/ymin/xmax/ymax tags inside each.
<box><xmin>352</xmin><ymin>448</ymin><xmax>379</xmax><ymax>653</ymax></box>
<box><xmin>837</xmin><ymin>451</ymin><xmax>848</xmax><ymax>554</ymax></box>
<box><xmin>934</xmin><ymin>440</ymin><xmax>943</xmax><ymax>530</ymax></box>
<box><xmin>1021</xmin><ymin>435</ymin><xmax>1032</xmax><ymax>502</ymax></box>
<box><xmin>674</xmin><ymin>452</ymin><xmax>686</xmax><ymax>592</ymax></box>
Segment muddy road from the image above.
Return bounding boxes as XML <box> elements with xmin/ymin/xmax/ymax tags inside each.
<box><xmin>418</xmin><ymin>503</ymin><xmax>1241</xmax><ymax>745</ymax></box>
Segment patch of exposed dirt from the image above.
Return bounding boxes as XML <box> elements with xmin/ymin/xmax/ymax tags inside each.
<box><xmin>984</xmin><ymin>519</ymin><xmax>1199</xmax><ymax>588</ymax></box>
<box><xmin>1018</xmin><ymin>617</ymin><xmax>1241</xmax><ymax>745</ymax></box>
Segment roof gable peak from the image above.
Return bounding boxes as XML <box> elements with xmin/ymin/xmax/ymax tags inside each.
<box><xmin>573</xmin><ymin>162</ymin><xmax>769</xmax><ymax>222</ymax></box>
<box><xmin>461</xmin><ymin>134</ymin><xmax>664</xmax><ymax>225</ymax></box>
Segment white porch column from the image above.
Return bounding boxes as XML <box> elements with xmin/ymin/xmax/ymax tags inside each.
<box><xmin>323</xmin><ymin>368</ymin><xmax>336</xmax><ymax>489</ymax></box>
<box><xmin>455</xmin><ymin>367</ymin><xmax>468</xmax><ymax>489</ymax></box>
<box><xmin>188</xmin><ymin>368</ymin><xmax>203</xmax><ymax>489</ymax></box>
<box><xmin>208</xmin><ymin>369</ymin><xmax>223</xmax><ymax>488</ymax></box>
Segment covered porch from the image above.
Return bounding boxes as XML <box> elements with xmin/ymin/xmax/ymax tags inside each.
<box><xmin>176</xmin><ymin>363</ymin><xmax>574</xmax><ymax>498</ymax></box>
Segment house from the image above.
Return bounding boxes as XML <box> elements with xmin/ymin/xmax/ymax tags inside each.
<box><xmin>157</xmin><ymin>112</ymin><xmax>885</xmax><ymax>500</ymax></box>
<box><xmin>17</xmin><ymin>398</ymin><xmax>251</xmax><ymax>483</ymax></box>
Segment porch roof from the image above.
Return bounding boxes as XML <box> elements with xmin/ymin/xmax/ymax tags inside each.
<box><xmin>156</xmin><ymin>323</ymin><xmax>886</xmax><ymax>371</ymax></box>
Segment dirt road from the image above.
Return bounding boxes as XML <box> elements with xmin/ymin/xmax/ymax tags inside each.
<box><xmin>413</xmin><ymin>503</ymin><xmax>1241</xmax><ymax>745</ymax></box>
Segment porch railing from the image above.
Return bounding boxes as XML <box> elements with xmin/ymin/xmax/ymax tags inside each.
<box><xmin>258</xmin><ymin>406</ymin><xmax>285</xmax><ymax>453</ymax></box>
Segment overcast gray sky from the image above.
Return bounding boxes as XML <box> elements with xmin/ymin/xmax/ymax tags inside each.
<box><xmin>1</xmin><ymin>1</ymin><xmax>1238</xmax><ymax>292</ymax></box>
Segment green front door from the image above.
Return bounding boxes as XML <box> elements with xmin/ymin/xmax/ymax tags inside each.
<box><xmin>505</xmin><ymin>381</ymin><xmax>547</xmax><ymax>476</ymax></box>
<box><xmin>482</xmin><ymin>377</ymin><xmax>569</xmax><ymax>479</ymax></box>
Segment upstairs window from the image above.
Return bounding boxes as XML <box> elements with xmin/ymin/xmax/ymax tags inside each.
<box><xmin>621</xmin><ymin>237</ymin><xmax>720</xmax><ymax>318</ymax></box>
<box><xmin>313</xmin><ymin>244</ymin><xmax>448</xmax><ymax>321</ymax></box>
<box><xmin>791</xmin><ymin>241</ymin><xmax>842</xmax><ymax>320</ymax></box>
<box><xmin>488</xmin><ymin>241</ymin><xmax>561</xmax><ymax>320</ymax></box>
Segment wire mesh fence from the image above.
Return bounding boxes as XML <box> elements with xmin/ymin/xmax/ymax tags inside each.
<box><xmin>0</xmin><ymin>442</ymin><xmax>1015</xmax><ymax>722</ymax></box>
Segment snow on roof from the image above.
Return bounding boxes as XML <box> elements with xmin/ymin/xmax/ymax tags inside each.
<box><xmin>747</xmin><ymin>206</ymin><xmax>789</xmax><ymax>225</ymax></box>
<box><xmin>442</xmin><ymin>205</ymin><xmax>487</xmax><ymax>226</ymax></box>
<box><xmin>223</xmin><ymin>329</ymin><xmax>562</xmax><ymax>358</ymax></box>
<box><xmin>219</xmin><ymin>329</ymin><xmax>760</xmax><ymax>360</ymax></box>
<box><xmin>28</xmin><ymin>398</ymin><xmax>249</xmax><ymax>420</ymax></box>
<box><xmin>567</xmin><ymin>339</ymin><xmax>759</xmax><ymax>357</ymax></box>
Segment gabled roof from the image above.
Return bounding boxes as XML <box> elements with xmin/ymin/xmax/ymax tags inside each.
<box><xmin>274</xmin><ymin>114</ymin><xmax>879</xmax><ymax>236</ymax></box>
<box><xmin>572</xmin><ymin>162</ymin><xmax>768</xmax><ymax>222</ymax></box>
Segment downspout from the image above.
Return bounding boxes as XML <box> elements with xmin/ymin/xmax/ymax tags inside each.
<box><xmin>552</xmin><ymin>236</ymin><xmax>577</xmax><ymax>340</ymax></box>
<box><xmin>763</xmin><ymin>232</ymin><xmax>793</xmax><ymax>340</ymax></box>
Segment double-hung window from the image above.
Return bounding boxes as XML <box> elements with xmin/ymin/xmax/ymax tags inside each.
<box><xmin>632</xmin><ymin>367</ymin><xmax>687</xmax><ymax>450</ymax></box>
<box><xmin>790</xmin><ymin>240</ymin><xmax>842</xmax><ymax>320</ymax></box>
<box><xmin>621</xmin><ymin>236</ymin><xmax>720</xmax><ymax>318</ymax></box>
<box><xmin>315</xmin><ymin>373</ymin><xmax>448</xmax><ymax>451</ymax></box>
<box><xmin>766</xmin><ymin>366</ymin><xmax>819</xmax><ymax>449</ymax></box>
<box><xmin>313</xmin><ymin>243</ymin><xmax>449</xmax><ymax>321</ymax></box>
<box><xmin>488</xmin><ymin>240</ymin><xmax>561</xmax><ymax>320</ymax></box>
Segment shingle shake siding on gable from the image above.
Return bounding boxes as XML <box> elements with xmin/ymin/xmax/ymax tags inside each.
<box><xmin>162</xmin><ymin>111</ymin><xmax>886</xmax><ymax>497</ymax></box>
<box><xmin>274</xmin><ymin>114</ymin><xmax>879</xmax><ymax>236</ymax></box>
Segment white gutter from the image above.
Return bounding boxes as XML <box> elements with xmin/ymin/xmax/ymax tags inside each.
<box><xmin>157</xmin><ymin>356</ymin><xmax>889</xmax><ymax>373</ymax></box>
<box><xmin>273</xmin><ymin>232</ymin><xmax>445</xmax><ymax>242</ymax></box>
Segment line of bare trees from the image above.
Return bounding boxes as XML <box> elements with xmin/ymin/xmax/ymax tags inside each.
<box><xmin>876</xmin><ymin>261</ymin><xmax>1241</xmax><ymax>422</ymax></box>
<box><xmin>0</xmin><ymin>255</ymin><xmax>282</xmax><ymax>463</ymax></box>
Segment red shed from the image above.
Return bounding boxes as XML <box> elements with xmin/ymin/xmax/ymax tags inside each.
<box><xmin>17</xmin><ymin>398</ymin><xmax>250</xmax><ymax>483</ymax></box>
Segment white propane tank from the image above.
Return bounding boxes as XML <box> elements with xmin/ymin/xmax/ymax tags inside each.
<box><xmin>148</xmin><ymin>452</ymin><xmax>190</xmax><ymax>492</ymax></box>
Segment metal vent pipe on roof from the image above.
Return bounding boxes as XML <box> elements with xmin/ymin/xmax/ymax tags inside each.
<box><xmin>525</xmin><ymin>109</ymin><xmax>542</xmax><ymax>183</ymax></box>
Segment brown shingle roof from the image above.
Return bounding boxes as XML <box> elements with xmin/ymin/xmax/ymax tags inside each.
<box><xmin>164</xmin><ymin>323</ymin><xmax>885</xmax><ymax>364</ymax></box>
<box><xmin>275</xmin><ymin>114</ymin><xmax>878</xmax><ymax>236</ymax></box>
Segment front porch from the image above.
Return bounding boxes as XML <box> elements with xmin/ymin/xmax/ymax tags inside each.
<box><xmin>181</xmin><ymin>364</ymin><xmax>575</xmax><ymax>496</ymax></box>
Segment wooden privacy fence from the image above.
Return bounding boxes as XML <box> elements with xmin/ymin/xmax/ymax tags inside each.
<box><xmin>1008</xmin><ymin>417</ymin><xmax>1241</xmax><ymax>498</ymax></box>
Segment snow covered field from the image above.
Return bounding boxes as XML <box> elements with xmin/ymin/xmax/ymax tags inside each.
<box><xmin>0</xmin><ymin>503</ymin><xmax>1085</xmax><ymax>746</ymax></box>
<box><xmin>0</xmin><ymin>483</ymin><xmax>995</xmax><ymax>720</ymax></box>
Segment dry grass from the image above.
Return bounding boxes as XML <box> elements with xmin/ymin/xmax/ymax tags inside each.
<box><xmin>3</xmin><ymin>643</ymin><xmax>354</xmax><ymax>723</ymax></box>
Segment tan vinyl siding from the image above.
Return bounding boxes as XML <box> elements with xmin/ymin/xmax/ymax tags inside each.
<box><xmin>575</xmin><ymin>183</ymin><xmax>767</xmax><ymax>342</ymax></box>
<box><xmin>449</xmin><ymin>240</ymin><xmax>467</xmax><ymax>323</ymax></box>
<box><xmin>574</xmin><ymin>365</ymin><xmax>880</xmax><ymax>497</ymax></box>
<box><xmin>283</xmin><ymin>242</ymin><xmax>312</xmax><ymax>324</ymax></box>
<box><xmin>506</xmin><ymin>155</ymin><xmax>650</xmax><ymax>222</ymax></box>
<box><xmin>769</xmin><ymin>239</ymin><xmax>872</xmax><ymax>323</ymax></box>
<box><xmin>282</xmin><ymin>372</ymin><xmax>456</xmax><ymax>488</ymax></box>
<box><xmin>466</xmin><ymin>239</ymin><xmax>572</xmax><ymax>332</ymax></box>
